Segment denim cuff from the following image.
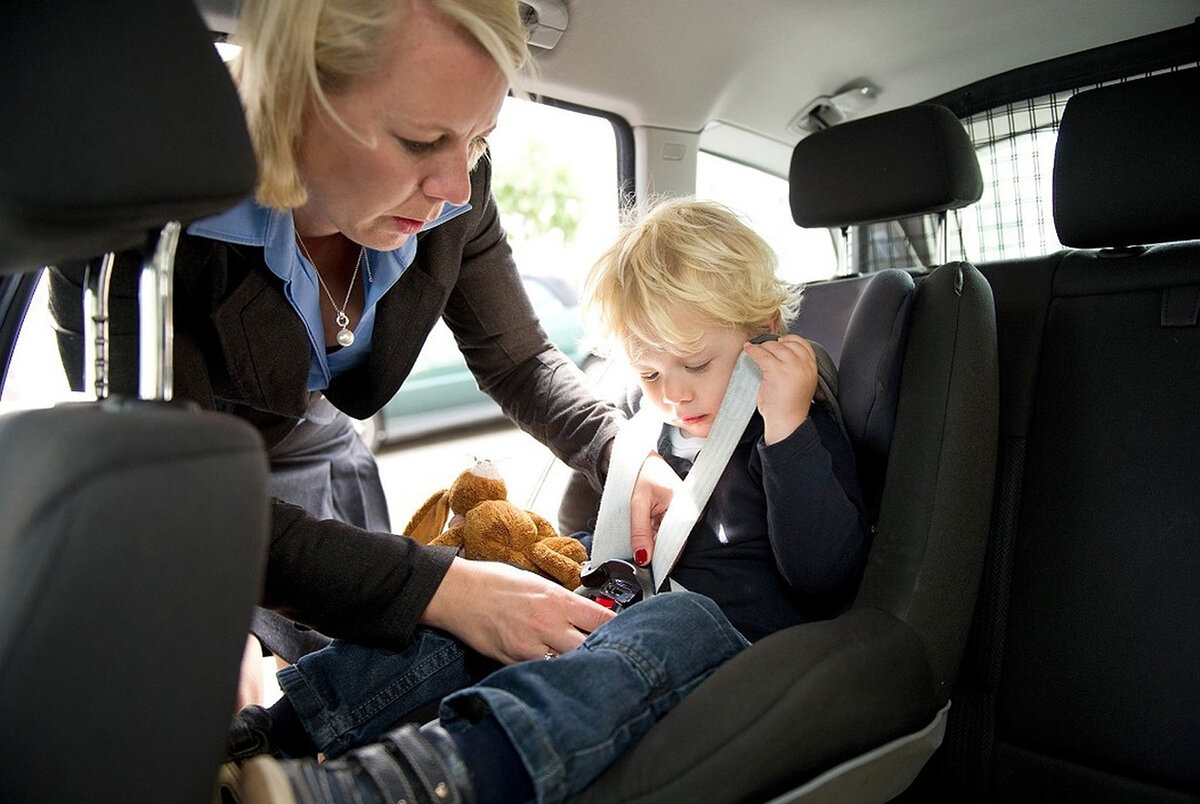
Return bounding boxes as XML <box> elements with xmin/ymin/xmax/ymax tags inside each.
<box><xmin>442</xmin><ymin>686</ymin><xmax>571</xmax><ymax>804</ymax></box>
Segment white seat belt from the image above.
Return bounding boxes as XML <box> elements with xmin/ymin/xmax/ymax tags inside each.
<box><xmin>587</xmin><ymin>348</ymin><xmax>764</xmax><ymax>594</ymax></box>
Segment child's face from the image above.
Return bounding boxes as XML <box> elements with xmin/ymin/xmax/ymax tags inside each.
<box><xmin>629</xmin><ymin>326</ymin><xmax>749</xmax><ymax>438</ymax></box>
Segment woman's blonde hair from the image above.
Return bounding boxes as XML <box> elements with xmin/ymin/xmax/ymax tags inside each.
<box><xmin>584</xmin><ymin>198</ymin><xmax>802</xmax><ymax>359</ymax></box>
<box><xmin>231</xmin><ymin>0</ymin><xmax>531</xmax><ymax>209</ymax></box>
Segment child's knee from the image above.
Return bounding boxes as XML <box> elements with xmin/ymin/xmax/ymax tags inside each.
<box><xmin>627</xmin><ymin>592</ymin><xmax>748</xmax><ymax>655</ymax></box>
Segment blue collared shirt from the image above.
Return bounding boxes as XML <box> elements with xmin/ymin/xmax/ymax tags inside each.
<box><xmin>189</xmin><ymin>199</ymin><xmax>469</xmax><ymax>391</ymax></box>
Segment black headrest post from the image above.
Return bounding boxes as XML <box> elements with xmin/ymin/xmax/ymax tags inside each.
<box><xmin>82</xmin><ymin>255</ymin><xmax>117</xmax><ymax>400</ymax></box>
<box><xmin>937</xmin><ymin>211</ymin><xmax>949</xmax><ymax>265</ymax></box>
<box><xmin>835</xmin><ymin>226</ymin><xmax>851</xmax><ymax>275</ymax></box>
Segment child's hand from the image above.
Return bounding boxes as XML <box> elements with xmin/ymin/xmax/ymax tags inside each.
<box><xmin>744</xmin><ymin>334</ymin><xmax>818</xmax><ymax>445</ymax></box>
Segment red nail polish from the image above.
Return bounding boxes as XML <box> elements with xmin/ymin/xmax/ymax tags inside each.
<box><xmin>635</xmin><ymin>549</ymin><xmax>648</xmax><ymax>566</ymax></box>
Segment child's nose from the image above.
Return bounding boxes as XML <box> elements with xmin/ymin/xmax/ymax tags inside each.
<box><xmin>661</xmin><ymin>376</ymin><xmax>692</xmax><ymax>405</ymax></box>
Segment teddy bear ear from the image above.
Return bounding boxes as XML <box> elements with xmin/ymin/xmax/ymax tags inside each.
<box><xmin>402</xmin><ymin>489</ymin><xmax>451</xmax><ymax>545</ymax></box>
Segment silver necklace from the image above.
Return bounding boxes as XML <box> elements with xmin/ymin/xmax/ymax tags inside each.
<box><xmin>295</xmin><ymin>232</ymin><xmax>371</xmax><ymax>347</ymax></box>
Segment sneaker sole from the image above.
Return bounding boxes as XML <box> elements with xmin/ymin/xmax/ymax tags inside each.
<box><xmin>238</xmin><ymin>757</ymin><xmax>300</xmax><ymax>804</ymax></box>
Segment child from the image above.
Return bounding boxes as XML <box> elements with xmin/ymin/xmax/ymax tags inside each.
<box><xmin>582</xmin><ymin>197</ymin><xmax>870</xmax><ymax>641</ymax></box>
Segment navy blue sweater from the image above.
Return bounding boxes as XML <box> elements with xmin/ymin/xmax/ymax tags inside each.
<box><xmin>659</xmin><ymin>401</ymin><xmax>869</xmax><ymax>642</ymax></box>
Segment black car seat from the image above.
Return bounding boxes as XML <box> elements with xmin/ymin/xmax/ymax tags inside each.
<box><xmin>906</xmin><ymin>67</ymin><xmax>1200</xmax><ymax>802</ymax></box>
<box><xmin>792</xmin><ymin>267</ymin><xmax>916</xmax><ymax>524</ymax></box>
<box><xmin>0</xmin><ymin>2</ymin><xmax>267</xmax><ymax>803</ymax></box>
<box><xmin>573</xmin><ymin>103</ymin><xmax>998</xmax><ymax>803</ymax></box>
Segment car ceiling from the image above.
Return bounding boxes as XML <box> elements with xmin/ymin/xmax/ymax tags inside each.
<box><xmin>523</xmin><ymin>0</ymin><xmax>1197</xmax><ymax>173</ymax></box>
<box><xmin>196</xmin><ymin>0</ymin><xmax>1198</xmax><ymax>176</ymax></box>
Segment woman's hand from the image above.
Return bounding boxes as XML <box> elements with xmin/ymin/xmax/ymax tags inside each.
<box><xmin>420</xmin><ymin>558</ymin><xmax>615</xmax><ymax>664</ymax></box>
<box><xmin>744</xmin><ymin>334</ymin><xmax>818</xmax><ymax>445</ymax></box>
<box><xmin>629</xmin><ymin>451</ymin><xmax>679</xmax><ymax>567</ymax></box>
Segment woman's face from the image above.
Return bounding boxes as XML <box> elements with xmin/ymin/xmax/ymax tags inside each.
<box><xmin>294</xmin><ymin>1</ymin><xmax>509</xmax><ymax>248</ymax></box>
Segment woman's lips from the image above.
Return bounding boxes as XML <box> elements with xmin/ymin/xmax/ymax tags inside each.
<box><xmin>393</xmin><ymin>216</ymin><xmax>425</xmax><ymax>235</ymax></box>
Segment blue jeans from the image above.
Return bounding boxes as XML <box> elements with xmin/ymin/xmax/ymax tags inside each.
<box><xmin>278</xmin><ymin>628</ymin><xmax>493</xmax><ymax>758</ymax></box>
<box><xmin>278</xmin><ymin>593</ymin><xmax>748</xmax><ymax>802</ymax></box>
<box><xmin>441</xmin><ymin>592</ymin><xmax>748</xmax><ymax>804</ymax></box>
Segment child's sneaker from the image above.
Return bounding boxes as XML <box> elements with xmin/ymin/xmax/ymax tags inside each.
<box><xmin>214</xmin><ymin>724</ymin><xmax>473</xmax><ymax>804</ymax></box>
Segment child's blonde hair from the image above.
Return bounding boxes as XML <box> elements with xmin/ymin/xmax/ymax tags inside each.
<box><xmin>584</xmin><ymin>198</ymin><xmax>802</xmax><ymax>360</ymax></box>
<box><xmin>231</xmin><ymin>0</ymin><xmax>531</xmax><ymax>210</ymax></box>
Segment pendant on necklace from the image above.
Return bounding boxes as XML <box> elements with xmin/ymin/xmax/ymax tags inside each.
<box><xmin>335</xmin><ymin>312</ymin><xmax>355</xmax><ymax>347</ymax></box>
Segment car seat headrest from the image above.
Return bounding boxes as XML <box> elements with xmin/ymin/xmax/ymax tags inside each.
<box><xmin>789</xmin><ymin>104</ymin><xmax>983</xmax><ymax>229</ymax></box>
<box><xmin>0</xmin><ymin>0</ymin><xmax>256</xmax><ymax>275</ymax></box>
<box><xmin>1052</xmin><ymin>69</ymin><xmax>1200</xmax><ymax>249</ymax></box>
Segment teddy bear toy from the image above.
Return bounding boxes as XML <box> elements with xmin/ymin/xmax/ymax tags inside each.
<box><xmin>402</xmin><ymin>459</ymin><xmax>589</xmax><ymax>590</ymax></box>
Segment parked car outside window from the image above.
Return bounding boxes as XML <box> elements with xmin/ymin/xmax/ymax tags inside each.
<box><xmin>354</xmin><ymin>274</ymin><xmax>602</xmax><ymax>450</ymax></box>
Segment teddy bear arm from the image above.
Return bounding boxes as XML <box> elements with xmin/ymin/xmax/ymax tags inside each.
<box><xmin>429</xmin><ymin>525</ymin><xmax>466</xmax><ymax>549</ymax></box>
<box><xmin>529</xmin><ymin>541</ymin><xmax>584</xmax><ymax>590</ymax></box>
<box><xmin>538</xmin><ymin>535</ymin><xmax>589</xmax><ymax>564</ymax></box>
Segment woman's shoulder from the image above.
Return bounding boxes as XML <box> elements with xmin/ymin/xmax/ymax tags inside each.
<box><xmin>175</xmin><ymin>231</ymin><xmax>271</xmax><ymax>293</ymax></box>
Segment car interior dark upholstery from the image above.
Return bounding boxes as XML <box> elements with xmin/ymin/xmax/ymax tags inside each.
<box><xmin>0</xmin><ymin>2</ymin><xmax>268</xmax><ymax>803</ymax></box>
<box><xmin>901</xmin><ymin>68</ymin><xmax>1200</xmax><ymax>803</ymax></box>
<box><xmin>571</xmin><ymin>104</ymin><xmax>998</xmax><ymax>804</ymax></box>
<box><xmin>794</xmin><ymin>267</ymin><xmax>915</xmax><ymax>525</ymax></box>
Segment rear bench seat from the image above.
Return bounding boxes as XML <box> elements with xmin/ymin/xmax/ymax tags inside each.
<box><xmin>906</xmin><ymin>68</ymin><xmax>1200</xmax><ymax>802</ymax></box>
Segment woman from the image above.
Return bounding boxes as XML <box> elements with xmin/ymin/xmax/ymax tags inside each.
<box><xmin>51</xmin><ymin>0</ymin><xmax>676</xmax><ymax>672</ymax></box>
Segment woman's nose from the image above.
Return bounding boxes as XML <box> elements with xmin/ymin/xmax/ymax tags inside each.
<box><xmin>421</xmin><ymin>149</ymin><xmax>472</xmax><ymax>206</ymax></box>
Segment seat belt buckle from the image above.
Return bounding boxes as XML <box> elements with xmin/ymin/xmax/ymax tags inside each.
<box><xmin>576</xmin><ymin>558</ymin><xmax>654</xmax><ymax>611</ymax></box>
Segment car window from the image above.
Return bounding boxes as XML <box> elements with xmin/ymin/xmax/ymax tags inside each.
<box><xmin>854</xmin><ymin>69</ymin><xmax>1197</xmax><ymax>272</ymax></box>
<box><xmin>489</xmin><ymin>95</ymin><xmax>620</xmax><ymax>295</ymax></box>
<box><xmin>1</xmin><ymin>94</ymin><xmax>621</xmax><ymax>412</ymax></box>
<box><xmin>837</xmin><ymin>92</ymin><xmax>1072</xmax><ymax>273</ymax></box>
<box><xmin>0</xmin><ymin>273</ymin><xmax>75</xmax><ymax>409</ymax></box>
<box><xmin>952</xmin><ymin>92</ymin><xmax>1069</xmax><ymax>262</ymax></box>
<box><xmin>696</xmin><ymin>151</ymin><xmax>839</xmax><ymax>284</ymax></box>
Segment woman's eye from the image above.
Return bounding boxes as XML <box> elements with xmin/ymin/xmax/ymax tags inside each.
<box><xmin>399</xmin><ymin>137</ymin><xmax>438</xmax><ymax>154</ymax></box>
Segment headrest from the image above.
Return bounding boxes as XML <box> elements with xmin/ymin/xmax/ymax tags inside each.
<box><xmin>789</xmin><ymin>104</ymin><xmax>983</xmax><ymax>228</ymax></box>
<box><xmin>1053</xmin><ymin>69</ymin><xmax>1200</xmax><ymax>248</ymax></box>
<box><xmin>0</xmin><ymin>0</ymin><xmax>256</xmax><ymax>275</ymax></box>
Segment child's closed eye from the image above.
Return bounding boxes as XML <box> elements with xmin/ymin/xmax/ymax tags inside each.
<box><xmin>685</xmin><ymin>361</ymin><xmax>711</xmax><ymax>374</ymax></box>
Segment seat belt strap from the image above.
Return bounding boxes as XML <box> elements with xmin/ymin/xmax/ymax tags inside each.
<box><xmin>649</xmin><ymin>351</ymin><xmax>761</xmax><ymax>588</ymax></box>
<box><xmin>588</xmin><ymin>349</ymin><xmax>764</xmax><ymax>593</ymax></box>
<box><xmin>589</xmin><ymin>403</ymin><xmax>661</xmax><ymax>564</ymax></box>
